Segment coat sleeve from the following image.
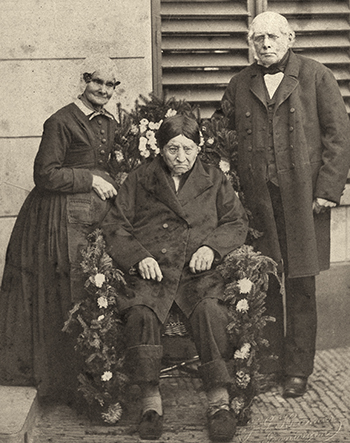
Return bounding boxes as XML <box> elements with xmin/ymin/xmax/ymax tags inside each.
<box><xmin>102</xmin><ymin>172</ymin><xmax>154</xmax><ymax>272</ymax></box>
<box><xmin>220</xmin><ymin>76</ymin><xmax>238</xmax><ymax>130</ymax></box>
<box><xmin>34</xmin><ymin>115</ymin><xmax>93</xmax><ymax>193</ymax></box>
<box><xmin>201</xmin><ymin>173</ymin><xmax>248</xmax><ymax>260</ymax></box>
<box><xmin>314</xmin><ymin>67</ymin><xmax>350</xmax><ymax>203</ymax></box>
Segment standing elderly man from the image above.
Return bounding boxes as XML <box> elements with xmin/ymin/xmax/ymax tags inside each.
<box><xmin>103</xmin><ymin>114</ymin><xmax>248</xmax><ymax>441</ymax></box>
<box><xmin>220</xmin><ymin>11</ymin><xmax>350</xmax><ymax>398</ymax></box>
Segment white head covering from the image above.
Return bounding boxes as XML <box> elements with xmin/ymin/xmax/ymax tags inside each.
<box><xmin>78</xmin><ymin>54</ymin><xmax>121</xmax><ymax>92</ymax></box>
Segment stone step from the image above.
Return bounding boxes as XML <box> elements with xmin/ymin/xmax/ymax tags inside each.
<box><xmin>0</xmin><ymin>387</ymin><xmax>38</xmax><ymax>443</ymax></box>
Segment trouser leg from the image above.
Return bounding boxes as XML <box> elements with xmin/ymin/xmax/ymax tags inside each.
<box><xmin>123</xmin><ymin>306</ymin><xmax>163</xmax><ymax>385</ymax></box>
<box><xmin>284</xmin><ymin>276</ymin><xmax>317</xmax><ymax>377</ymax></box>
<box><xmin>189</xmin><ymin>298</ymin><xmax>235</xmax><ymax>391</ymax></box>
<box><xmin>258</xmin><ymin>274</ymin><xmax>285</xmax><ymax>373</ymax></box>
<box><xmin>267</xmin><ymin>181</ymin><xmax>317</xmax><ymax>378</ymax></box>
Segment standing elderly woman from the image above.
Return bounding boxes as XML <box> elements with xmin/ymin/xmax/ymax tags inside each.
<box><xmin>0</xmin><ymin>56</ymin><xmax>119</xmax><ymax>404</ymax></box>
<box><xmin>102</xmin><ymin>114</ymin><xmax>248</xmax><ymax>441</ymax></box>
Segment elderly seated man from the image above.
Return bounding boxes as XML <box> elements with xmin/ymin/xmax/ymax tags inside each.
<box><xmin>103</xmin><ymin>114</ymin><xmax>248</xmax><ymax>441</ymax></box>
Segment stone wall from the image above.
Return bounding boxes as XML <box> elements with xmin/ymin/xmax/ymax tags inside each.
<box><xmin>0</xmin><ymin>0</ymin><xmax>153</xmax><ymax>280</ymax></box>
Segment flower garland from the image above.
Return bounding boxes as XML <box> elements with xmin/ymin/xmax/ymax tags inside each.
<box><xmin>63</xmin><ymin>94</ymin><xmax>278</xmax><ymax>425</ymax></box>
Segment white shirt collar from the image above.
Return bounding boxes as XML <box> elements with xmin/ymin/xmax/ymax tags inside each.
<box><xmin>74</xmin><ymin>97</ymin><xmax>114</xmax><ymax>120</ymax></box>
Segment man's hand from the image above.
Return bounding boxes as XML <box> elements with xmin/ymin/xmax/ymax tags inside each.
<box><xmin>138</xmin><ymin>257</ymin><xmax>163</xmax><ymax>282</ymax></box>
<box><xmin>312</xmin><ymin>197</ymin><xmax>336</xmax><ymax>214</ymax></box>
<box><xmin>92</xmin><ymin>175</ymin><xmax>118</xmax><ymax>201</ymax></box>
<box><xmin>189</xmin><ymin>246</ymin><xmax>215</xmax><ymax>273</ymax></box>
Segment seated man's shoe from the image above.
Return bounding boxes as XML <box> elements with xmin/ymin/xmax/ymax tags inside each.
<box><xmin>139</xmin><ymin>410</ymin><xmax>163</xmax><ymax>440</ymax></box>
<box><xmin>208</xmin><ymin>409</ymin><xmax>237</xmax><ymax>442</ymax></box>
<box><xmin>283</xmin><ymin>376</ymin><xmax>307</xmax><ymax>398</ymax></box>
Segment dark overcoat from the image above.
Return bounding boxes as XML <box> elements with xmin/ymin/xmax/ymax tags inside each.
<box><xmin>221</xmin><ymin>51</ymin><xmax>350</xmax><ymax>278</ymax></box>
<box><xmin>103</xmin><ymin>157</ymin><xmax>248</xmax><ymax>323</ymax></box>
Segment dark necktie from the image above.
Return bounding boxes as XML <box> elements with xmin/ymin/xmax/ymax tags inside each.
<box><xmin>260</xmin><ymin>64</ymin><xmax>283</xmax><ymax>75</ymax></box>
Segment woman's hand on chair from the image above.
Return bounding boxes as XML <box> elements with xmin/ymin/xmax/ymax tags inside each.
<box><xmin>92</xmin><ymin>175</ymin><xmax>118</xmax><ymax>201</ymax></box>
<box><xmin>138</xmin><ymin>257</ymin><xmax>163</xmax><ymax>282</ymax></box>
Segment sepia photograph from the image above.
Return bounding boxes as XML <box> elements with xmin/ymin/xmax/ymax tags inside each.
<box><xmin>0</xmin><ymin>0</ymin><xmax>350</xmax><ymax>442</ymax></box>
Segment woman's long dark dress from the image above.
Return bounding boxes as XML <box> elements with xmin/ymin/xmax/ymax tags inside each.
<box><xmin>0</xmin><ymin>102</ymin><xmax>117</xmax><ymax>401</ymax></box>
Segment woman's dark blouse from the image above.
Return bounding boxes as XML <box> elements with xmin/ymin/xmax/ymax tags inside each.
<box><xmin>0</xmin><ymin>101</ymin><xmax>117</xmax><ymax>400</ymax></box>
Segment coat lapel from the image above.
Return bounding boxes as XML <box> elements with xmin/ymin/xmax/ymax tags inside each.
<box><xmin>139</xmin><ymin>157</ymin><xmax>187</xmax><ymax>219</ymax></box>
<box><xmin>249</xmin><ymin>51</ymin><xmax>300</xmax><ymax>111</ymax></box>
<box><xmin>249</xmin><ymin>65</ymin><xmax>267</xmax><ymax>108</ymax></box>
<box><xmin>139</xmin><ymin>157</ymin><xmax>213</xmax><ymax>220</ymax></box>
<box><xmin>274</xmin><ymin>51</ymin><xmax>300</xmax><ymax>110</ymax></box>
<box><xmin>177</xmin><ymin>159</ymin><xmax>213</xmax><ymax>207</ymax></box>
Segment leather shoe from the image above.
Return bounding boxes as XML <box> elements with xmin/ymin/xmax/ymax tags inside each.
<box><xmin>208</xmin><ymin>409</ymin><xmax>237</xmax><ymax>442</ymax></box>
<box><xmin>283</xmin><ymin>376</ymin><xmax>307</xmax><ymax>398</ymax></box>
<box><xmin>139</xmin><ymin>410</ymin><xmax>163</xmax><ymax>440</ymax></box>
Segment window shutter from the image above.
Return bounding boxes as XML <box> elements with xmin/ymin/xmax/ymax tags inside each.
<box><xmin>159</xmin><ymin>0</ymin><xmax>254</xmax><ymax>118</ymax></box>
<box><xmin>266</xmin><ymin>0</ymin><xmax>350</xmax><ymax>113</ymax></box>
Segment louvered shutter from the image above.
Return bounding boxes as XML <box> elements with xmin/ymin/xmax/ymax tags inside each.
<box><xmin>153</xmin><ymin>0</ymin><xmax>350</xmax><ymax>116</ymax></box>
<box><xmin>266</xmin><ymin>0</ymin><xmax>350</xmax><ymax>113</ymax></box>
<box><xmin>157</xmin><ymin>0</ymin><xmax>254</xmax><ymax>118</ymax></box>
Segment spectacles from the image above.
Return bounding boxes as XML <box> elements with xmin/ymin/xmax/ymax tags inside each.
<box><xmin>253</xmin><ymin>33</ymin><xmax>280</xmax><ymax>44</ymax></box>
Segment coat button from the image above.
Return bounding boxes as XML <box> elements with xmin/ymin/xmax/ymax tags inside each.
<box><xmin>100</xmin><ymin>150</ymin><xmax>106</xmax><ymax>155</ymax></box>
<box><xmin>245</xmin><ymin>111</ymin><xmax>251</xmax><ymax>117</ymax></box>
<box><xmin>247</xmin><ymin>146</ymin><xmax>253</xmax><ymax>152</ymax></box>
<box><xmin>246</xmin><ymin>128</ymin><xmax>252</xmax><ymax>134</ymax></box>
<box><xmin>97</xmin><ymin>119</ymin><xmax>102</xmax><ymax>125</ymax></box>
<box><xmin>289</xmin><ymin>126</ymin><xmax>294</xmax><ymax>131</ymax></box>
<box><xmin>162</xmin><ymin>223</ymin><xmax>169</xmax><ymax>229</ymax></box>
<box><xmin>100</xmin><ymin>129</ymin><xmax>105</xmax><ymax>134</ymax></box>
<box><xmin>98</xmin><ymin>159</ymin><xmax>103</xmax><ymax>165</ymax></box>
<box><xmin>290</xmin><ymin>107</ymin><xmax>295</xmax><ymax>113</ymax></box>
<box><xmin>101</xmin><ymin>138</ymin><xmax>107</xmax><ymax>143</ymax></box>
<box><xmin>161</xmin><ymin>248</ymin><xmax>167</xmax><ymax>254</ymax></box>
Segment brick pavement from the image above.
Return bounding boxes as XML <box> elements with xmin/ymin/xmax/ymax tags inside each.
<box><xmin>32</xmin><ymin>346</ymin><xmax>350</xmax><ymax>443</ymax></box>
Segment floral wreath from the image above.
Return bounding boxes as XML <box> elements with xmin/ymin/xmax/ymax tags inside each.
<box><xmin>63</xmin><ymin>95</ymin><xmax>278</xmax><ymax>425</ymax></box>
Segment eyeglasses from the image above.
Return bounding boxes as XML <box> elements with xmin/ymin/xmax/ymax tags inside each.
<box><xmin>253</xmin><ymin>33</ymin><xmax>280</xmax><ymax>44</ymax></box>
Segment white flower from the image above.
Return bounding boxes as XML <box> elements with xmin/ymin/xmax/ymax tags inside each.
<box><xmin>140</xmin><ymin>149</ymin><xmax>150</xmax><ymax>158</ymax></box>
<box><xmin>115</xmin><ymin>151</ymin><xmax>124</xmax><ymax>162</ymax></box>
<box><xmin>219</xmin><ymin>159</ymin><xmax>230</xmax><ymax>173</ymax></box>
<box><xmin>101</xmin><ymin>402</ymin><xmax>123</xmax><ymax>424</ymax></box>
<box><xmin>97</xmin><ymin>296</ymin><xmax>108</xmax><ymax>309</ymax></box>
<box><xmin>236</xmin><ymin>371</ymin><xmax>251</xmax><ymax>388</ymax></box>
<box><xmin>153</xmin><ymin>120</ymin><xmax>163</xmax><ymax>130</ymax></box>
<box><xmin>140</xmin><ymin>118</ymin><xmax>149</xmax><ymax>126</ymax></box>
<box><xmin>90</xmin><ymin>273</ymin><xmax>106</xmax><ymax>288</ymax></box>
<box><xmin>148</xmin><ymin>121</ymin><xmax>158</xmax><ymax>130</ymax></box>
<box><xmin>234</xmin><ymin>343</ymin><xmax>251</xmax><ymax>360</ymax></box>
<box><xmin>146</xmin><ymin>129</ymin><xmax>156</xmax><ymax>140</ymax></box>
<box><xmin>236</xmin><ymin>299</ymin><xmax>249</xmax><ymax>313</ymax></box>
<box><xmin>149</xmin><ymin>140</ymin><xmax>158</xmax><ymax>151</ymax></box>
<box><xmin>138</xmin><ymin>136</ymin><xmax>147</xmax><ymax>151</ymax></box>
<box><xmin>230</xmin><ymin>397</ymin><xmax>245</xmax><ymax>415</ymax></box>
<box><xmin>165</xmin><ymin>108</ymin><xmax>177</xmax><ymax>118</ymax></box>
<box><xmin>207</xmin><ymin>137</ymin><xmax>215</xmax><ymax>145</ymax></box>
<box><xmin>237</xmin><ymin>278</ymin><xmax>253</xmax><ymax>294</ymax></box>
<box><xmin>97</xmin><ymin>315</ymin><xmax>105</xmax><ymax>321</ymax></box>
<box><xmin>130</xmin><ymin>124</ymin><xmax>139</xmax><ymax>135</ymax></box>
<box><xmin>101</xmin><ymin>371</ymin><xmax>113</xmax><ymax>382</ymax></box>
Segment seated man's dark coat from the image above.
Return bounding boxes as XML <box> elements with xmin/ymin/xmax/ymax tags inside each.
<box><xmin>103</xmin><ymin>156</ymin><xmax>248</xmax><ymax>323</ymax></box>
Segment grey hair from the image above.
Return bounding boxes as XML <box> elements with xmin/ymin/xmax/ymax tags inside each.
<box><xmin>248</xmin><ymin>12</ymin><xmax>295</xmax><ymax>43</ymax></box>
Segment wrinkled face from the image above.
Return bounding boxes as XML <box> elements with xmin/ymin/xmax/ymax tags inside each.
<box><xmin>161</xmin><ymin>134</ymin><xmax>199</xmax><ymax>175</ymax></box>
<box><xmin>83</xmin><ymin>69</ymin><xmax>116</xmax><ymax>109</ymax></box>
<box><xmin>252</xmin><ymin>17</ymin><xmax>293</xmax><ymax>67</ymax></box>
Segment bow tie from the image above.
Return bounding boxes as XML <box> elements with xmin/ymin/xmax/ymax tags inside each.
<box><xmin>260</xmin><ymin>64</ymin><xmax>284</xmax><ymax>75</ymax></box>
